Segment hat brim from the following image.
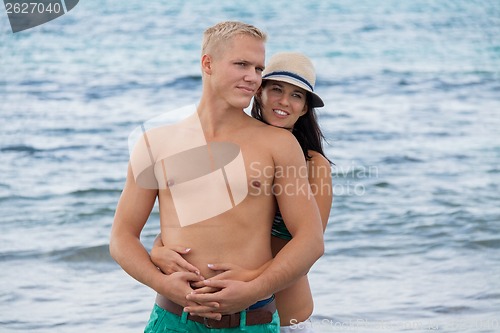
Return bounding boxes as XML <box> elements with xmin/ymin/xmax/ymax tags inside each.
<box><xmin>262</xmin><ymin>75</ymin><xmax>324</xmax><ymax>108</ymax></box>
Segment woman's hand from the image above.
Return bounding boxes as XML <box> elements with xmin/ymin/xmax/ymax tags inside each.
<box><xmin>207</xmin><ymin>263</ymin><xmax>259</xmax><ymax>282</ymax></box>
<box><xmin>155</xmin><ymin>271</ymin><xmax>221</xmax><ymax>320</ymax></box>
<box><xmin>150</xmin><ymin>234</ymin><xmax>201</xmax><ymax>276</ymax></box>
<box><xmin>190</xmin><ymin>262</ymin><xmax>259</xmax><ymax>290</ymax></box>
<box><xmin>186</xmin><ymin>279</ymin><xmax>259</xmax><ymax>315</ymax></box>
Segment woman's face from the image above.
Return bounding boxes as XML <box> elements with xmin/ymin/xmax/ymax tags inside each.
<box><xmin>259</xmin><ymin>80</ymin><xmax>308</xmax><ymax>129</ymax></box>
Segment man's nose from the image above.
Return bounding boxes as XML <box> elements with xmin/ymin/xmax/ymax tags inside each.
<box><xmin>244</xmin><ymin>68</ymin><xmax>261</xmax><ymax>83</ymax></box>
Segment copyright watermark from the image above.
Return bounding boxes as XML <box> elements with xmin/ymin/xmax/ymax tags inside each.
<box><xmin>331</xmin><ymin>162</ymin><xmax>379</xmax><ymax>197</ymax></box>
<box><xmin>247</xmin><ymin>161</ymin><xmax>378</xmax><ymax>198</ymax></box>
<box><xmin>3</xmin><ymin>0</ymin><xmax>79</xmax><ymax>33</ymax></box>
<box><xmin>288</xmin><ymin>317</ymin><xmax>500</xmax><ymax>331</ymax></box>
<box><xmin>331</xmin><ymin>162</ymin><xmax>379</xmax><ymax>180</ymax></box>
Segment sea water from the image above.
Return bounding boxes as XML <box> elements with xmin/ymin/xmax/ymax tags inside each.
<box><xmin>1</xmin><ymin>1</ymin><xmax>499</xmax><ymax>332</ymax></box>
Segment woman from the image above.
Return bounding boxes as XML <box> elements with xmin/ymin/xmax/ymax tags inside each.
<box><xmin>151</xmin><ymin>52</ymin><xmax>332</xmax><ymax>332</ymax></box>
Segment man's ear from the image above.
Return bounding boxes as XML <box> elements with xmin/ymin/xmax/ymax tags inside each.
<box><xmin>201</xmin><ymin>54</ymin><xmax>212</xmax><ymax>75</ymax></box>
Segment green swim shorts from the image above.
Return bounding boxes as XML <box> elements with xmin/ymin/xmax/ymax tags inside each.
<box><xmin>144</xmin><ymin>302</ymin><xmax>280</xmax><ymax>333</ymax></box>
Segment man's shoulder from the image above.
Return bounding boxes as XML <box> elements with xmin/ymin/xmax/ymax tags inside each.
<box><xmin>246</xmin><ymin>118</ymin><xmax>296</xmax><ymax>142</ymax></box>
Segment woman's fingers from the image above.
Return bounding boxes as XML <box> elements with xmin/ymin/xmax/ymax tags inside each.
<box><xmin>207</xmin><ymin>263</ymin><xmax>233</xmax><ymax>272</ymax></box>
<box><xmin>150</xmin><ymin>245</ymin><xmax>201</xmax><ymax>275</ymax></box>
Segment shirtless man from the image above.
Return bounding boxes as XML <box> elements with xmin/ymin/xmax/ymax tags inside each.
<box><xmin>109</xmin><ymin>21</ymin><xmax>324</xmax><ymax>332</ymax></box>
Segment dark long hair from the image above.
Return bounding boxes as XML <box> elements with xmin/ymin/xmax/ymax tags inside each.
<box><xmin>251</xmin><ymin>81</ymin><xmax>332</xmax><ymax>164</ymax></box>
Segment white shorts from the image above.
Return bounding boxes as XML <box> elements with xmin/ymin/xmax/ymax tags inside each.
<box><xmin>280</xmin><ymin>319</ymin><xmax>315</xmax><ymax>333</ymax></box>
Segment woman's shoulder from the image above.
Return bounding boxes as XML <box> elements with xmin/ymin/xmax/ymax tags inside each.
<box><xmin>250</xmin><ymin>119</ymin><xmax>297</xmax><ymax>142</ymax></box>
<box><xmin>307</xmin><ymin>150</ymin><xmax>332</xmax><ymax>184</ymax></box>
<box><xmin>307</xmin><ymin>150</ymin><xmax>331</xmax><ymax>167</ymax></box>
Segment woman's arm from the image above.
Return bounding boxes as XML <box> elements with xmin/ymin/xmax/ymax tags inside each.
<box><xmin>307</xmin><ymin>151</ymin><xmax>333</xmax><ymax>231</ymax></box>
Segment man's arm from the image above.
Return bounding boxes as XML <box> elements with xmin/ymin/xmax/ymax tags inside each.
<box><xmin>109</xmin><ymin>164</ymin><xmax>206</xmax><ymax>307</ymax></box>
<box><xmin>186</xmin><ymin>131</ymin><xmax>324</xmax><ymax>313</ymax></box>
<box><xmin>248</xmin><ymin>131</ymin><xmax>325</xmax><ymax>294</ymax></box>
<box><xmin>189</xmin><ymin>152</ymin><xmax>332</xmax><ymax>290</ymax></box>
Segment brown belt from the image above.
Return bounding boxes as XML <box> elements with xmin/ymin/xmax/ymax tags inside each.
<box><xmin>155</xmin><ymin>294</ymin><xmax>276</xmax><ymax>329</ymax></box>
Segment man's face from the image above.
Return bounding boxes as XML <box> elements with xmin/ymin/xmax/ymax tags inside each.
<box><xmin>209</xmin><ymin>35</ymin><xmax>265</xmax><ymax>110</ymax></box>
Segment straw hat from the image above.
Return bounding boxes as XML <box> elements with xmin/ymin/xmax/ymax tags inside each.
<box><xmin>262</xmin><ymin>52</ymin><xmax>324</xmax><ymax>108</ymax></box>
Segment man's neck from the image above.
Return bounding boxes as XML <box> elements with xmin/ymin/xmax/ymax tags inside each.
<box><xmin>196</xmin><ymin>98</ymin><xmax>247</xmax><ymax>140</ymax></box>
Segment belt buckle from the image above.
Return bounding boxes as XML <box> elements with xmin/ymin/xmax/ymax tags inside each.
<box><xmin>203</xmin><ymin>317</ymin><xmax>214</xmax><ymax>329</ymax></box>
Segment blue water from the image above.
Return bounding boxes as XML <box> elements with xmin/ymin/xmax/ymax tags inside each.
<box><xmin>1</xmin><ymin>1</ymin><xmax>500</xmax><ymax>332</ymax></box>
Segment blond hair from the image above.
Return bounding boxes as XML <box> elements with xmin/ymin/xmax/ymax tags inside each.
<box><xmin>202</xmin><ymin>21</ymin><xmax>267</xmax><ymax>57</ymax></box>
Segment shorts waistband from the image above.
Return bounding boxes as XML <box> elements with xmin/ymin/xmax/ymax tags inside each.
<box><xmin>155</xmin><ymin>294</ymin><xmax>276</xmax><ymax>329</ymax></box>
<box><xmin>248</xmin><ymin>295</ymin><xmax>275</xmax><ymax>310</ymax></box>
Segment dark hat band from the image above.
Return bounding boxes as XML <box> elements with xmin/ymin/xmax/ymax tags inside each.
<box><xmin>262</xmin><ymin>71</ymin><xmax>314</xmax><ymax>91</ymax></box>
